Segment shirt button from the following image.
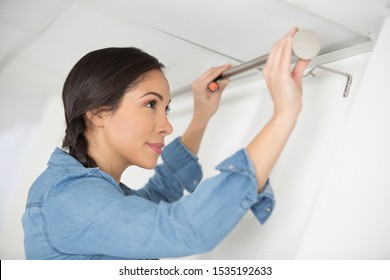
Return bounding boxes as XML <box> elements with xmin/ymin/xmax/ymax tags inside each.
<box><xmin>265</xmin><ymin>207</ymin><xmax>272</xmax><ymax>212</ymax></box>
<box><xmin>228</xmin><ymin>165</ymin><xmax>235</xmax><ymax>170</ymax></box>
<box><xmin>193</xmin><ymin>180</ymin><xmax>198</xmax><ymax>185</ymax></box>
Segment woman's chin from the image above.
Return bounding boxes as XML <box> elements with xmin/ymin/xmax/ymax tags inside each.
<box><xmin>138</xmin><ymin>160</ymin><xmax>158</xmax><ymax>170</ymax></box>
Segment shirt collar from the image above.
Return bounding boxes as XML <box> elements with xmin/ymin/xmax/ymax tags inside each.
<box><xmin>48</xmin><ymin>147</ymin><xmax>124</xmax><ymax>193</ymax></box>
<box><xmin>48</xmin><ymin>147</ymin><xmax>85</xmax><ymax>168</ymax></box>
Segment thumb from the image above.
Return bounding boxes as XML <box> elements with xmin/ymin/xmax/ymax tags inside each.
<box><xmin>292</xmin><ymin>59</ymin><xmax>310</xmax><ymax>88</ymax></box>
<box><xmin>217</xmin><ymin>78</ymin><xmax>230</xmax><ymax>92</ymax></box>
<box><xmin>292</xmin><ymin>59</ymin><xmax>310</xmax><ymax>81</ymax></box>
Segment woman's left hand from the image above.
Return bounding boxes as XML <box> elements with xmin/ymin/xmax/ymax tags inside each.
<box><xmin>191</xmin><ymin>64</ymin><xmax>231</xmax><ymax>123</ymax></box>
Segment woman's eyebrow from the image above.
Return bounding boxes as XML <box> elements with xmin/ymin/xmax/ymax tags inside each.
<box><xmin>140</xmin><ymin>92</ymin><xmax>164</xmax><ymax>101</ymax></box>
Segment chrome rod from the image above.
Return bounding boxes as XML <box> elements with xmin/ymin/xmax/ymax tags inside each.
<box><xmin>172</xmin><ymin>29</ymin><xmax>321</xmax><ymax>96</ymax></box>
<box><xmin>219</xmin><ymin>53</ymin><xmax>269</xmax><ymax>79</ymax></box>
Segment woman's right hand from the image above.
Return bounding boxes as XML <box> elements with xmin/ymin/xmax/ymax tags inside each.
<box><xmin>191</xmin><ymin>64</ymin><xmax>231</xmax><ymax>124</ymax></box>
<box><xmin>181</xmin><ymin>65</ymin><xmax>231</xmax><ymax>156</ymax></box>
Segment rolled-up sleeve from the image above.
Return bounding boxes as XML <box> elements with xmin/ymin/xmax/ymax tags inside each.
<box><xmin>162</xmin><ymin>137</ymin><xmax>202</xmax><ymax>193</ymax></box>
<box><xmin>132</xmin><ymin>138</ymin><xmax>203</xmax><ymax>203</ymax></box>
<box><xmin>215</xmin><ymin>149</ymin><xmax>275</xmax><ymax>224</ymax></box>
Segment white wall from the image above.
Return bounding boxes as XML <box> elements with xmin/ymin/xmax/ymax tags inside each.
<box><xmin>1</xmin><ymin>18</ymin><xmax>389</xmax><ymax>260</ymax></box>
<box><xmin>295</xmin><ymin>16</ymin><xmax>390</xmax><ymax>259</ymax></box>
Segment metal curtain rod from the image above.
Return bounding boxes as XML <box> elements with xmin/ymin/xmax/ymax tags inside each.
<box><xmin>172</xmin><ymin>29</ymin><xmax>321</xmax><ymax>97</ymax></box>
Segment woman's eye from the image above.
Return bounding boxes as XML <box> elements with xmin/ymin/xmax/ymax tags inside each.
<box><xmin>165</xmin><ymin>106</ymin><xmax>171</xmax><ymax>115</ymax></box>
<box><xmin>146</xmin><ymin>100</ymin><xmax>157</xmax><ymax>109</ymax></box>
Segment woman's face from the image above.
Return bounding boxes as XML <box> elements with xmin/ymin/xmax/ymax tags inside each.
<box><xmin>99</xmin><ymin>69</ymin><xmax>173</xmax><ymax>169</ymax></box>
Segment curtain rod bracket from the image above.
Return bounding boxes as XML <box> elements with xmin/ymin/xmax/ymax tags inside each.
<box><xmin>304</xmin><ymin>65</ymin><xmax>353</xmax><ymax>97</ymax></box>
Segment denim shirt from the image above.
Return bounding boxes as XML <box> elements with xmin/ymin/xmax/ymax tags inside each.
<box><xmin>22</xmin><ymin>137</ymin><xmax>275</xmax><ymax>259</ymax></box>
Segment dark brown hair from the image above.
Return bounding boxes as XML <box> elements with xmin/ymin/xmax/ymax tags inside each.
<box><xmin>62</xmin><ymin>47</ymin><xmax>164</xmax><ymax>167</ymax></box>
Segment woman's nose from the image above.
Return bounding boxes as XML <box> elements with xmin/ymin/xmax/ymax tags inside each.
<box><xmin>159</xmin><ymin>115</ymin><xmax>173</xmax><ymax>136</ymax></box>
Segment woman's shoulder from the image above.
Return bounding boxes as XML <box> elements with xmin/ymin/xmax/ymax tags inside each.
<box><xmin>27</xmin><ymin>148</ymin><xmax>123</xmax><ymax>205</ymax></box>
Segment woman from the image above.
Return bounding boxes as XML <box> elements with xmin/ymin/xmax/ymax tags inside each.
<box><xmin>22</xmin><ymin>28</ymin><xmax>309</xmax><ymax>259</ymax></box>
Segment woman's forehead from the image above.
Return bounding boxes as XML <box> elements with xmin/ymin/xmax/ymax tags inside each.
<box><xmin>124</xmin><ymin>70</ymin><xmax>171</xmax><ymax>100</ymax></box>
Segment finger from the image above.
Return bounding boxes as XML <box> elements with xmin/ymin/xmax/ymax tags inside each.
<box><xmin>204</xmin><ymin>65</ymin><xmax>231</xmax><ymax>92</ymax></box>
<box><xmin>217</xmin><ymin>78</ymin><xmax>230</xmax><ymax>92</ymax></box>
<box><xmin>279</xmin><ymin>27</ymin><xmax>299</xmax><ymax>68</ymax></box>
<box><xmin>292</xmin><ymin>59</ymin><xmax>311</xmax><ymax>81</ymax></box>
<box><xmin>265</xmin><ymin>27</ymin><xmax>296</xmax><ymax>73</ymax></box>
<box><xmin>279</xmin><ymin>27</ymin><xmax>298</xmax><ymax>66</ymax></box>
<box><xmin>287</xmin><ymin>26</ymin><xmax>299</xmax><ymax>37</ymax></box>
<box><xmin>199</xmin><ymin>64</ymin><xmax>231</xmax><ymax>82</ymax></box>
<box><xmin>291</xmin><ymin>59</ymin><xmax>310</xmax><ymax>91</ymax></box>
<box><xmin>279</xmin><ymin>36</ymin><xmax>293</xmax><ymax>71</ymax></box>
<box><xmin>207</xmin><ymin>77</ymin><xmax>230</xmax><ymax>93</ymax></box>
<box><xmin>264</xmin><ymin>40</ymin><xmax>280</xmax><ymax>76</ymax></box>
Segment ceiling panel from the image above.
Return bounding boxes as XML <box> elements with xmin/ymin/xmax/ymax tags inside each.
<box><xmin>81</xmin><ymin>0</ymin><xmax>373</xmax><ymax>62</ymax></box>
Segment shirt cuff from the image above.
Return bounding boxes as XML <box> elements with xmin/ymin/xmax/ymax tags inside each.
<box><xmin>161</xmin><ymin>137</ymin><xmax>203</xmax><ymax>193</ymax></box>
<box><xmin>250</xmin><ymin>179</ymin><xmax>275</xmax><ymax>224</ymax></box>
<box><xmin>216</xmin><ymin>149</ymin><xmax>276</xmax><ymax>224</ymax></box>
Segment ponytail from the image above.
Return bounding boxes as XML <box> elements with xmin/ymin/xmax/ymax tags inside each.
<box><xmin>63</xmin><ymin>117</ymin><xmax>96</xmax><ymax>167</ymax></box>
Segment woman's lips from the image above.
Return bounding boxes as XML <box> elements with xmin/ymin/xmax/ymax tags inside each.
<box><xmin>146</xmin><ymin>143</ymin><xmax>164</xmax><ymax>155</ymax></box>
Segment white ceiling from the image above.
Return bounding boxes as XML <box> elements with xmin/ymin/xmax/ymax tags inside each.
<box><xmin>0</xmin><ymin>0</ymin><xmax>389</xmax><ymax>126</ymax></box>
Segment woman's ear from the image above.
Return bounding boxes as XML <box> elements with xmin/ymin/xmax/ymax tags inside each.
<box><xmin>85</xmin><ymin>109</ymin><xmax>107</xmax><ymax>128</ymax></box>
